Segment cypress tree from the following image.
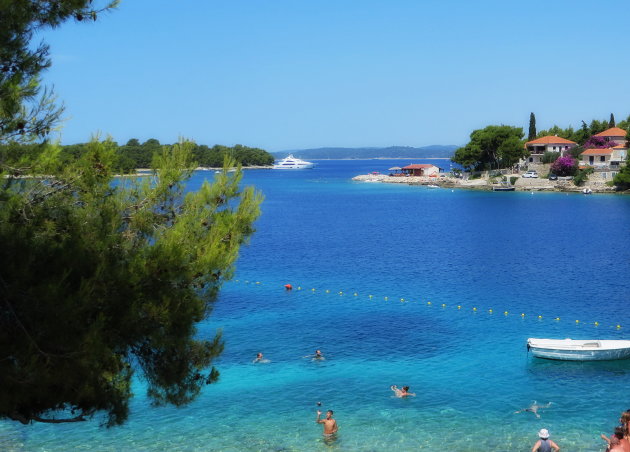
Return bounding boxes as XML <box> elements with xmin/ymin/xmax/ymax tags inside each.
<box><xmin>609</xmin><ymin>113</ymin><xmax>616</xmax><ymax>128</ymax></box>
<box><xmin>528</xmin><ymin>113</ymin><xmax>536</xmax><ymax>140</ymax></box>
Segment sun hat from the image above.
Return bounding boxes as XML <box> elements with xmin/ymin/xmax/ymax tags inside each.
<box><xmin>538</xmin><ymin>428</ymin><xmax>550</xmax><ymax>439</ymax></box>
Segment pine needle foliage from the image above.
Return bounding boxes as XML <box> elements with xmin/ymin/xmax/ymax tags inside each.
<box><xmin>0</xmin><ymin>138</ymin><xmax>263</xmax><ymax>426</ymax></box>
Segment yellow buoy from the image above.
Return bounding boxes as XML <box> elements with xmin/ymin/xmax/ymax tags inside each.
<box><xmin>400</xmin><ymin>298</ymin><xmax>405</xmax><ymax>302</ymax></box>
<box><xmin>256</xmin><ymin>281</ymin><xmax>260</xmax><ymax>284</ymax></box>
<box><xmin>457</xmin><ymin>305</ymin><xmax>462</xmax><ymax>310</ymax></box>
<box><xmin>384</xmin><ymin>296</ymin><xmax>388</xmax><ymax>301</ymax></box>
<box><xmin>504</xmin><ymin>311</ymin><xmax>508</xmax><ymax>315</ymax></box>
<box><xmin>298</xmin><ymin>286</ymin><xmax>302</xmax><ymax>290</ymax></box>
<box><xmin>473</xmin><ymin>307</ymin><xmax>477</xmax><ymax>311</ymax></box>
<box><xmin>325</xmin><ymin>290</ymin><xmax>330</xmax><ymax>293</ymax></box>
<box><xmin>488</xmin><ymin>309</ymin><xmax>493</xmax><ymax>313</ymax></box>
<box><xmin>442</xmin><ymin>304</ymin><xmax>446</xmax><ymax>308</ymax></box>
<box><xmin>521</xmin><ymin>313</ymin><xmax>525</xmax><ymax>317</ymax></box>
<box><xmin>427</xmin><ymin>301</ymin><xmax>432</xmax><ymax>305</ymax></box>
<box><xmin>354</xmin><ymin>292</ymin><xmax>358</xmax><ymax>296</ymax></box>
<box><xmin>538</xmin><ymin>315</ymin><xmax>542</xmax><ymax>319</ymax></box>
<box><xmin>554</xmin><ymin>317</ymin><xmax>560</xmax><ymax>321</ymax></box>
<box><xmin>594</xmin><ymin>321</ymin><xmax>599</xmax><ymax>326</ymax></box>
<box><xmin>369</xmin><ymin>295</ymin><xmax>373</xmax><ymax>299</ymax></box>
<box><xmin>338</xmin><ymin>291</ymin><xmax>343</xmax><ymax>295</ymax></box>
<box><xmin>617</xmin><ymin>325</ymin><xmax>622</xmax><ymax>329</ymax></box>
<box><xmin>575</xmin><ymin>320</ymin><xmax>580</xmax><ymax>324</ymax></box>
<box><xmin>311</xmin><ymin>288</ymin><xmax>316</xmax><ymax>291</ymax></box>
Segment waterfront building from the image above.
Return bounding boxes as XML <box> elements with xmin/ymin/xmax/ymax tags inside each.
<box><xmin>523</xmin><ymin>136</ymin><xmax>578</xmax><ymax>164</ymax></box>
<box><xmin>401</xmin><ymin>164</ymin><xmax>441</xmax><ymax>176</ymax></box>
<box><xmin>594</xmin><ymin>127</ymin><xmax>628</xmax><ymax>144</ymax></box>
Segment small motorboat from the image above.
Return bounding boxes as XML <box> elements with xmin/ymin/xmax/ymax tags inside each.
<box><xmin>493</xmin><ymin>186</ymin><xmax>515</xmax><ymax>191</ymax></box>
<box><xmin>427</xmin><ymin>184</ymin><xmax>440</xmax><ymax>188</ymax></box>
<box><xmin>582</xmin><ymin>188</ymin><xmax>592</xmax><ymax>194</ymax></box>
<box><xmin>527</xmin><ymin>338</ymin><xmax>630</xmax><ymax>361</ymax></box>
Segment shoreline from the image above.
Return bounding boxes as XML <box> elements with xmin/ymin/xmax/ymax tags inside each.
<box><xmin>352</xmin><ymin>173</ymin><xmax>628</xmax><ymax>194</ymax></box>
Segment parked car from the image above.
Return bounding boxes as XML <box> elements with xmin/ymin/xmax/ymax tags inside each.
<box><xmin>523</xmin><ymin>170</ymin><xmax>539</xmax><ymax>178</ymax></box>
<box><xmin>548</xmin><ymin>173</ymin><xmax>558</xmax><ymax>180</ymax></box>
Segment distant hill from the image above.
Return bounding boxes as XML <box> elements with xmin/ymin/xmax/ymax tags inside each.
<box><xmin>272</xmin><ymin>145</ymin><xmax>458</xmax><ymax>159</ymax></box>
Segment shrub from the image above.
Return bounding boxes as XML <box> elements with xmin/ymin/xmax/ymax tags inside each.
<box><xmin>573</xmin><ymin>167</ymin><xmax>594</xmax><ymax>186</ymax></box>
<box><xmin>551</xmin><ymin>156</ymin><xmax>578</xmax><ymax>177</ymax></box>
<box><xmin>541</xmin><ymin>151</ymin><xmax>560</xmax><ymax>164</ymax></box>
<box><xmin>510</xmin><ymin>176</ymin><xmax>518</xmax><ymax>185</ymax></box>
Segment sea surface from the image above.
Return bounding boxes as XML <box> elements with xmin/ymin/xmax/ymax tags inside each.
<box><xmin>2</xmin><ymin>159</ymin><xmax>630</xmax><ymax>451</ymax></box>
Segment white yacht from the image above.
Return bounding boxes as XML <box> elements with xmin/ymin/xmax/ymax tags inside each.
<box><xmin>273</xmin><ymin>154</ymin><xmax>315</xmax><ymax>170</ymax></box>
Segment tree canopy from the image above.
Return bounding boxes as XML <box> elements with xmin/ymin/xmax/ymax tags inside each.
<box><xmin>0</xmin><ymin>0</ymin><xmax>265</xmax><ymax>427</ymax></box>
<box><xmin>451</xmin><ymin>125</ymin><xmax>525</xmax><ymax>170</ymax></box>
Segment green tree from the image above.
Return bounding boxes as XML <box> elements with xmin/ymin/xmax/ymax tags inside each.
<box><xmin>528</xmin><ymin>112</ymin><xmax>536</xmax><ymax>141</ymax></box>
<box><xmin>0</xmin><ymin>1</ymin><xmax>118</xmax><ymax>146</ymax></box>
<box><xmin>609</xmin><ymin>113</ymin><xmax>616</xmax><ymax>128</ymax></box>
<box><xmin>1</xmin><ymin>140</ymin><xmax>263</xmax><ymax>426</ymax></box>
<box><xmin>0</xmin><ymin>1</ymin><xmax>264</xmax><ymax>427</ymax></box>
<box><xmin>452</xmin><ymin>125</ymin><xmax>524</xmax><ymax>170</ymax></box>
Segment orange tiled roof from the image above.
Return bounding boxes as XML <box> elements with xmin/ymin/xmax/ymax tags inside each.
<box><xmin>525</xmin><ymin>136</ymin><xmax>577</xmax><ymax>146</ymax></box>
<box><xmin>403</xmin><ymin>164</ymin><xmax>436</xmax><ymax>169</ymax></box>
<box><xmin>612</xmin><ymin>144</ymin><xmax>627</xmax><ymax>149</ymax></box>
<box><xmin>594</xmin><ymin>127</ymin><xmax>627</xmax><ymax>137</ymax></box>
<box><xmin>580</xmin><ymin>148</ymin><xmax>613</xmax><ymax>155</ymax></box>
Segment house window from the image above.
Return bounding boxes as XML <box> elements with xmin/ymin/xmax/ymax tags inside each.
<box><xmin>529</xmin><ymin>157</ymin><xmax>533</xmax><ymax>162</ymax></box>
<box><xmin>600</xmin><ymin>156</ymin><xmax>606</xmax><ymax>162</ymax></box>
<box><xmin>565</xmin><ymin>146</ymin><xmax>569</xmax><ymax>150</ymax></box>
<box><xmin>552</xmin><ymin>146</ymin><xmax>556</xmax><ymax>151</ymax></box>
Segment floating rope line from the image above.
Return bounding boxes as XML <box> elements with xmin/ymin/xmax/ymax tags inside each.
<box><xmin>229</xmin><ymin>280</ymin><xmax>623</xmax><ymax>330</ymax></box>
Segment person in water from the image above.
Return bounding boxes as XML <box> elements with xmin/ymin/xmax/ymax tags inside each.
<box><xmin>601</xmin><ymin>426</ymin><xmax>630</xmax><ymax>452</ymax></box>
<box><xmin>515</xmin><ymin>401</ymin><xmax>552</xmax><ymax>418</ymax></box>
<box><xmin>390</xmin><ymin>385</ymin><xmax>415</xmax><ymax>397</ymax></box>
<box><xmin>316</xmin><ymin>410</ymin><xmax>338</xmax><ymax>437</ymax></box>
<box><xmin>252</xmin><ymin>352</ymin><xmax>269</xmax><ymax>363</ymax></box>
<box><xmin>531</xmin><ymin>428</ymin><xmax>560</xmax><ymax>452</ymax></box>
<box><xmin>304</xmin><ymin>350</ymin><xmax>324</xmax><ymax>360</ymax></box>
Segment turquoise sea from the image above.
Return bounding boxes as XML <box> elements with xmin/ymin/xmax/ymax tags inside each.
<box><xmin>2</xmin><ymin>159</ymin><xmax>630</xmax><ymax>451</ymax></box>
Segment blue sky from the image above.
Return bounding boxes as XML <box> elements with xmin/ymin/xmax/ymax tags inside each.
<box><xmin>39</xmin><ymin>0</ymin><xmax>630</xmax><ymax>151</ymax></box>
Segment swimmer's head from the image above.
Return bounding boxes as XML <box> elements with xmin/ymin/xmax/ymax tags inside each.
<box><xmin>317</xmin><ymin>402</ymin><xmax>322</xmax><ymax>406</ymax></box>
<box><xmin>326</xmin><ymin>410</ymin><xmax>333</xmax><ymax>418</ymax></box>
<box><xmin>403</xmin><ymin>386</ymin><xmax>410</xmax><ymax>392</ymax></box>
<box><xmin>615</xmin><ymin>427</ymin><xmax>625</xmax><ymax>439</ymax></box>
<box><xmin>257</xmin><ymin>353</ymin><xmax>263</xmax><ymax>358</ymax></box>
<box><xmin>316</xmin><ymin>350</ymin><xmax>321</xmax><ymax>354</ymax></box>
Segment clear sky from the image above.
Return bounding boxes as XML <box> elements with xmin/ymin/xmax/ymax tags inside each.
<box><xmin>39</xmin><ymin>0</ymin><xmax>630</xmax><ymax>151</ymax></box>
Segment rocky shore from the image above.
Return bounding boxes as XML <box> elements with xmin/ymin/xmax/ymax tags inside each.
<box><xmin>352</xmin><ymin>173</ymin><xmax>623</xmax><ymax>193</ymax></box>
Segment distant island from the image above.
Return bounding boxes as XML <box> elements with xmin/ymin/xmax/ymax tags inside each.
<box><xmin>272</xmin><ymin>145</ymin><xmax>458</xmax><ymax>160</ymax></box>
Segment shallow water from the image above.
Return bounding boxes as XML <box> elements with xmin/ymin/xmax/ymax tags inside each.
<box><xmin>2</xmin><ymin>160</ymin><xmax>630</xmax><ymax>451</ymax></box>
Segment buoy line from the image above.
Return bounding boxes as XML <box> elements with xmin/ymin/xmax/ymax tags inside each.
<box><xmin>232</xmin><ymin>279</ymin><xmax>623</xmax><ymax>330</ymax></box>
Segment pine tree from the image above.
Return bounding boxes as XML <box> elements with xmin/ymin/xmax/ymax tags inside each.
<box><xmin>0</xmin><ymin>1</ymin><xmax>264</xmax><ymax>427</ymax></box>
<box><xmin>528</xmin><ymin>113</ymin><xmax>537</xmax><ymax>140</ymax></box>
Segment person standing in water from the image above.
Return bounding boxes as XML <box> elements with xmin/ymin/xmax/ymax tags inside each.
<box><xmin>531</xmin><ymin>428</ymin><xmax>560</xmax><ymax>452</ymax></box>
<box><xmin>304</xmin><ymin>350</ymin><xmax>324</xmax><ymax>360</ymax></box>
<box><xmin>316</xmin><ymin>410</ymin><xmax>338</xmax><ymax>438</ymax></box>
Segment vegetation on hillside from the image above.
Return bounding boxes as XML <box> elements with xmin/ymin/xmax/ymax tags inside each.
<box><xmin>0</xmin><ymin>139</ymin><xmax>274</xmax><ymax>174</ymax></box>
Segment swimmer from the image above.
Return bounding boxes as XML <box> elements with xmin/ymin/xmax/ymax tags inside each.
<box><xmin>390</xmin><ymin>385</ymin><xmax>416</xmax><ymax>397</ymax></box>
<box><xmin>304</xmin><ymin>350</ymin><xmax>325</xmax><ymax>360</ymax></box>
<box><xmin>252</xmin><ymin>352</ymin><xmax>269</xmax><ymax>364</ymax></box>
<box><xmin>514</xmin><ymin>401</ymin><xmax>552</xmax><ymax>419</ymax></box>
<box><xmin>316</xmin><ymin>410</ymin><xmax>338</xmax><ymax>438</ymax></box>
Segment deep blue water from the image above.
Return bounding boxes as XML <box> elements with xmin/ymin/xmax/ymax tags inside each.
<box><xmin>2</xmin><ymin>160</ymin><xmax>630</xmax><ymax>451</ymax></box>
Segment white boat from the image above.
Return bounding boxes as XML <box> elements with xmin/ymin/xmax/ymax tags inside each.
<box><xmin>273</xmin><ymin>154</ymin><xmax>314</xmax><ymax>170</ymax></box>
<box><xmin>427</xmin><ymin>184</ymin><xmax>440</xmax><ymax>189</ymax></box>
<box><xmin>527</xmin><ymin>338</ymin><xmax>630</xmax><ymax>361</ymax></box>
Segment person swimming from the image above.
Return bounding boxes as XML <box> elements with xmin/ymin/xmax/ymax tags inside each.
<box><xmin>304</xmin><ymin>350</ymin><xmax>325</xmax><ymax>360</ymax></box>
<box><xmin>514</xmin><ymin>401</ymin><xmax>552</xmax><ymax>418</ymax></box>
<box><xmin>252</xmin><ymin>352</ymin><xmax>270</xmax><ymax>364</ymax></box>
<box><xmin>390</xmin><ymin>385</ymin><xmax>416</xmax><ymax>397</ymax></box>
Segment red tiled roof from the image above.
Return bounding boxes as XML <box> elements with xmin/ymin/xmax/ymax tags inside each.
<box><xmin>525</xmin><ymin>136</ymin><xmax>577</xmax><ymax>146</ymax></box>
<box><xmin>403</xmin><ymin>164</ymin><xmax>436</xmax><ymax>169</ymax></box>
<box><xmin>612</xmin><ymin>145</ymin><xmax>627</xmax><ymax>149</ymax></box>
<box><xmin>580</xmin><ymin>148</ymin><xmax>613</xmax><ymax>155</ymax></box>
<box><xmin>594</xmin><ymin>127</ymin><xmax>627</xmax><ymax>137</ymax></box>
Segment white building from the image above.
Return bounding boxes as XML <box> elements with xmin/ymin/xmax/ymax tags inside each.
<box><xmin>523</xmin><ymin>136</ymin><xmax>578</xmax><ymax>164</ymax></box>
